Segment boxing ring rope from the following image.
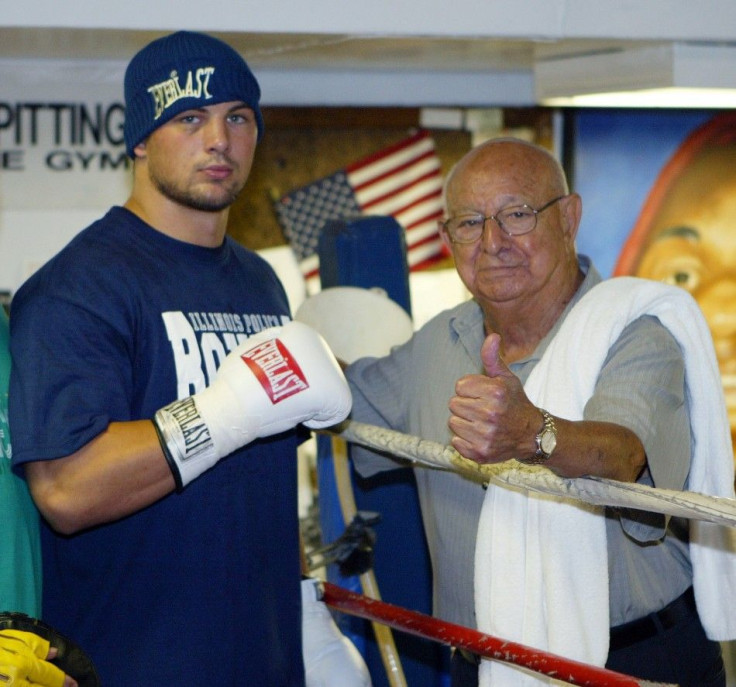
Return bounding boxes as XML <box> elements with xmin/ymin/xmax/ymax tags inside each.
<box><xmin>325</xmin><ymin>420</ymin><xmax>736</xmax><ymax>526</ymax></box>
<box><xmin>319</xmin><ymin>579</ymin><xmax>674</xmax><ymax>687</ymax></box>
<box><xmin>316</xmin><ymin>419</ymin><xmax>734</xmax><ymax>685</ymax></box>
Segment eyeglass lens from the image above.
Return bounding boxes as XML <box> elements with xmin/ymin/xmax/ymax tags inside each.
<box><xmin>445</xmin><ymin>196</ymin><xmax>564</xmax><ymax>243</ymax></box>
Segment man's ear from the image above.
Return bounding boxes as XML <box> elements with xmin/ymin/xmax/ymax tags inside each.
<box><xmin>562</xmin><ymin>193</ymin><xmax>583</xmax><ymax>242</ymax></box>
<box><xmin>438</xmin><ymin>220</ymin><xmax>453</xmax><ymax>252</ymax></box>
<box><xmin>133</xmin><ymin>141</ymin><xmax>147</xmax><ymax>159</ymax></box>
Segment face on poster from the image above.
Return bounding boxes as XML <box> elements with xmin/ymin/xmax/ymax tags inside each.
<box><xmin>573</xmin><ymin>109</ymin><xmax>736</xmax><ymax>458</ymax></box>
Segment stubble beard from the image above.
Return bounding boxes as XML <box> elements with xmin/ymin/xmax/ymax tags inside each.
<box><xmin>150</xmin><ymin>166</ymin><xmax>244</xmax><ymax>213</ymax></box>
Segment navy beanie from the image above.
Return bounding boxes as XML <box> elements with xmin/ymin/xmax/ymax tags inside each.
<box><xmin>123</xmin><ymin>31</ymin><xmax>264</xmax><ymax>157</ymax></box>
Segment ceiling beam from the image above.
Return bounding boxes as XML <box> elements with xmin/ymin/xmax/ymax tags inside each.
<box><xmin>5</xmin><ymin>0</ymin><xmax>736</xmax><ymax>43</ymax></box>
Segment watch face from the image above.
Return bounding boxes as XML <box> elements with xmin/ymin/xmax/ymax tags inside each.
<box><xmin>541</xmin><ymin>430</ymin><xmax>557</xmax><ymax>455</ymax></box>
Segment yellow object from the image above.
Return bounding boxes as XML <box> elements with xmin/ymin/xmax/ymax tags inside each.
<box><xmin>0</xmin><ymin>630</ymin><xmax>65</xmax><ymax>687</ymax></box>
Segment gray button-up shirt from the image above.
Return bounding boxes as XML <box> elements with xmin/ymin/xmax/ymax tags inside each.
<box><xmin>347</xmin><ymin>257</ymin><xmax>691</xmax><ymax>628</ymax></box>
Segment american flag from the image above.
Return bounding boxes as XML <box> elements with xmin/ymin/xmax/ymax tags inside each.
<box><xmin>274</xmin><ymin>130</ymin><xmax>447</xmax><ymax>292</ymax></box>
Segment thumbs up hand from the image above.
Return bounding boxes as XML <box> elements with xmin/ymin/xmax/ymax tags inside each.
<box><xmin>448</xmin><ymin>333</ymin><xmax>540</xmax><ymax>465</ymax></box>
<box><xmin>479</xmin><ymin>332</ymin><xmax>515</xmax><ymax>381</ymax></box>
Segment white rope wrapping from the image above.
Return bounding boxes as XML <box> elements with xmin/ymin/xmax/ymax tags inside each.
<box><xmin>327</xmin><ymin>420</ymin><xmax>736</xmax><ymax>528</ymax></box>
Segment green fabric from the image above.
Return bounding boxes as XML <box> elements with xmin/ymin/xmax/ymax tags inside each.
<box><xmin>0</xmin><ymin>309</ymin><xmax>42</xmax><ymax>616</ymax></box>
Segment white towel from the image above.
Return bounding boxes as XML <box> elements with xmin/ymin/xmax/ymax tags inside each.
<box><xmin>475</xmin><ymin>277</ymin><xmax>736</xmax><ymax>687</ymax></box>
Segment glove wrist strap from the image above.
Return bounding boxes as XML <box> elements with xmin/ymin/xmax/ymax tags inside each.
<box><xmin>152</xmin><ymin>418</ymin><xmax>184</xmax><ymax>493</ymax></box>
<box><xmin>153</xmin><ymin>396</ymin><xmax>219</xmax><ymax>490</ymax></box>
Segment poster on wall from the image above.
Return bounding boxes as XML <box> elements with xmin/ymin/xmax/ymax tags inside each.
<box><xmin>570</xmin><ymin>107</ymin><xmax>736</xmax><ymax>461</ymax></box>
<box><xmin>570</xmin><ymin>109</ymin><xmax>715</xmax><ymax>277</ymax></box>
<box><xmin>0</xmin><ymin>59</ymin><xmax>130</xmax><ymax>210</ymax></box>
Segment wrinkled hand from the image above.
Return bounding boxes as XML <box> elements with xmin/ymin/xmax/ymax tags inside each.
<box><xmin>0</xmin><ymin>629</ymin><xmax>77</xmax><ymax>687</ymax></box>
<box><xmin>448</xmin><ymin>333</ymin><xmax>539</xmax><ymax>464</ymax></box>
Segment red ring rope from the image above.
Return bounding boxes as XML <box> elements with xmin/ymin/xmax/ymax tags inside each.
<box><xmin>321</xmin><ymin>580</ymin><xmax>674</xmax><ymax>687</ymax></box>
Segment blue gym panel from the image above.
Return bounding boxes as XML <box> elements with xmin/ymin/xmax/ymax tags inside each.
<box><xmin>318</xmin><ymin>216</ymin><xmax>412</xmax><ymax>315</ymax></box>
<box><xmin>317</xmin><ymin>215</ymin><xmax>449</xmax><ymax>687</ymax></box>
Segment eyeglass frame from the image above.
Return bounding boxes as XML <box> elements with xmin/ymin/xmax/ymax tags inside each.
<box><xmin>441</xmin><ymin>195</ymin><xmax>569</xmax><ymax>244</ymax></box>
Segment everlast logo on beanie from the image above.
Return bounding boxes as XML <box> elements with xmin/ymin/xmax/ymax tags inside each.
<box><xmin>123</xmin><ymin>31</ymin><xmax>264</xmax><ymax>157</ymax></box>
<box><xmin>148</xmin><ymin>67</ymin><xmax>216</xmax><ymax>121</ymax></box>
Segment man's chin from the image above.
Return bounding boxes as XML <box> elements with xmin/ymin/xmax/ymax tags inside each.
<box><xmin>154</xmin><ymin>177</ymin><xmax>243</xmax><ymax>213</ymax></box>
<box><xmin>184</xmin><ymin>188</ymin><xmax>241</xmax><ymax>213</ymax></box>
<box><xmin>190</xmin><ymin>199</ymin><xmax>235</xmax><ymax>213</ymax></box>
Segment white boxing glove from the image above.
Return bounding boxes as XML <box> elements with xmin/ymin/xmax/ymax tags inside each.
<box><xmin>153</xmin><ymin>320</ymin><xmax>352</xmax><ymax>489</ymax></box>
<box><xmin>302</xmin><ymin>578</ymin><xmax>372</xmax><ymax>687</ymax></box>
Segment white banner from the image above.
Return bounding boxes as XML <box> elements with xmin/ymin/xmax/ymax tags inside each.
<box><xmin>0</xmin><ymin>58</ymin><xmax>131</xmax><ymax>210</ymax></box>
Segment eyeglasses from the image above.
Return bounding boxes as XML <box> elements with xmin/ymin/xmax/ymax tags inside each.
<box><xmin>442</xmin><ymin>195</ymin><xmax>567</xmax><ymax>244</ymax></box>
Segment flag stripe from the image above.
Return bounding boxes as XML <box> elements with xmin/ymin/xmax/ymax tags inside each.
<box><xmin>405</xmin><ymin>208</ymin><xmax>444</xmax><ymax>231</ymax></box>
<box><xmin>300</xmin><ymin>253</ymin><xmax>320</xmax><ymax>278</ymax></box>
<box><xmin>407</xmin><ymin>238</ymin><xmax>446</xmax><ymax>267</ymax></box>
<box><xmin>351</xmin><ymin>163</ymin><xmax>441</xmax><ymax>210</ymax></box>
<box><xmin>346</xmin><ymin>131</ymin><xmax>434</xmax><ymax>181</ymax></box>
<box><xmin>405</xmin><ymin>220</ymin><xmax>446</xmax><ymax>247</ymax></box>
<box><xmin>349</xmin><ymin>149</ymin><xmax>440</xmax><ymax>197</ymax></box>
<box><xmin>355</xmin><ymin>166</ymin><xmax>442</xmax><ymax>210</ymax></box>
<box><xmin>392</xmin><ymin>194</ymin><xmax>444</xmax><ymax>229</ymax></box>
<box><xmin>275</xmin><ymin>130</ymin><xmax>447</xmax><ymax>284</ymax></box>
<box><xmin>408</xmin><ymin>232</ymin><xmax>445</xmax><ymax>255</ymax></box>
<box><xmin>378</xmin><ymin>189</ymin><xmax>444</xmax><ymax>227</ymax></box>
<box><xmin>362</xmin><ymin>179</ymin><xmax>442</xmax><ymax>217</ymax></box>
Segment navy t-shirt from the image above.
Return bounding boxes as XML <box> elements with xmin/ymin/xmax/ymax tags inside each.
<box><xmin>9</xmin><ymin>207</ymin><xmax>305</xmax><ymax>686</ymax></box>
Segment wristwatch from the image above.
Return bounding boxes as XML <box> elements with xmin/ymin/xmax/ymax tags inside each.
<box><xmin>520</xmin><ymin>408</ymin><xmax>557</xmax><ymax>465</ymax></box>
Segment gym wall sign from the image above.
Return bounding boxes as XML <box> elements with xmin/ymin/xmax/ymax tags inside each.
<box><xmin>0</xmin><ymin>59</ymin><xmax>131</xmax><ymax>211</ymax></box>
<box><xmin>0</xmin><ymin>101</ymin><xmax>127</xmax><ymax>173</ymax></box>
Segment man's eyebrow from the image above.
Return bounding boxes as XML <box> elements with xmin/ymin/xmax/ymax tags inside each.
<box><xmin>175</xmin><ymin>107</ymin><xmax>207</xmax><ymax>115</ymax></box>
<box><xmin>653</xmin><ymin>225</ymin><xmax>701</xmax><ymax>242</ymax></box>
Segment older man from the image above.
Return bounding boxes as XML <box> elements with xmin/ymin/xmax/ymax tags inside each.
<box><xmin>346</xmin><ymin>138</ymin><xmax>731</xmax><ymax>686</ymax></box>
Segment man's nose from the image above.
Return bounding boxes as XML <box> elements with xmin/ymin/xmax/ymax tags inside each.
<box><xmin>480</xmin><ymin>215</ymin><xmax>509</xmax><ymax>249</ymax></box>
<box><xmin>203</xmin><ymin>118</ymin><xmax>230</xmax><ymax>152</ymax></box>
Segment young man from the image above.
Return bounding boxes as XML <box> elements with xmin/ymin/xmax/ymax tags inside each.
<box><xmin>9</xmin><ymin>31</ymin><xmax>350</xmax><ymax>686</ymax></box>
